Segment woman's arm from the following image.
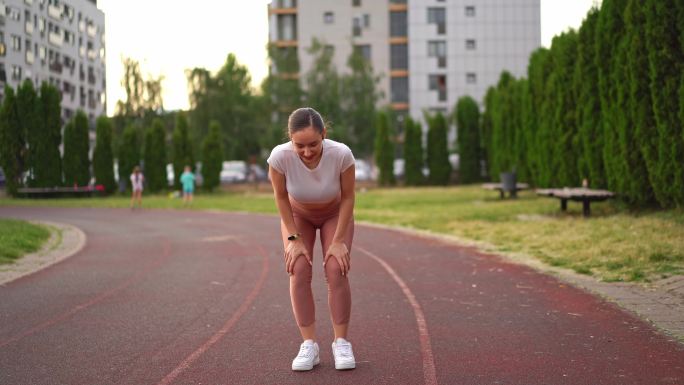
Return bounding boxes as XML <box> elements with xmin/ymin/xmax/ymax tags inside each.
<box><xmin>269</xmin><ymin>166</ymin><xmax>311</xmax><ymax>273</ymax></box>
<box><xmin>325</xmin><ymin>164</ymin><xmax>355</xmax><ymax>275</ymax></box>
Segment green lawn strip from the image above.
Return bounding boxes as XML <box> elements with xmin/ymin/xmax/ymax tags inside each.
<box><xmin>2</xmin><ymin>186</ymin><xmax>682</xmax><ymax>282</ymax></box>
<box><xmin>0</xmin><ymin>218</ymin><xmax>52</xmax><ymax>264</ymax></box>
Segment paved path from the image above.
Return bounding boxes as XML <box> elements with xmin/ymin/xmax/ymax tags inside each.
<box><xmin>0</xmin><ymin>207</ymin><xmax>683</xmax><ymax>385</ymax></box>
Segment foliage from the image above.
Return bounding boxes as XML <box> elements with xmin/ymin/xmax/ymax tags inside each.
<box><xmin>374</xmin><ymin>110</ymin><xmax>395</xmax><ymax>186</ymax></box>
<box><xmin>403</xmin><ymin>116</ymin><xmax>424</xmax><ymax>186</ymax></box>
<box><xmin>201</xmin><ymin>120</ymin><xmax>223</xmax><ymax>192</ymax></box>
<box><xmin>0</xmin><ymin>86</ymin><xmax>23</xmax><ymax>195</ymax></box>
<box><xmin>455</xmin><ymin>96</ymin><xmax>481</xmax><ymax>183</ymax></box>
<box><xmin>93</xmin><ymin>116</ymin><xmax>117</xmax><ymax>194</ymax></box>
<box><xmin>117</xmin><ymin>124</ymin><xmax>140</xmax><ymax>191</ymax></box>
<box><xmin>36</xmin><ymin>82</ymin><xmax>63</xmax><ymax>188</ymax></box>
<box><xmin>304</xmin><ymin>39</ymin><xmax>345</xmax><ymax>143</ymax></box>
<box><xmin>62</xmin><ymin>111</ymin><xmax>90</xmax><ymax>187</ymax></box>
<box><xmin>143</xmin><ymin>119</ymin><xmax>167</xmax><ymax>192</ymax></box>
<box><xmin>426</xmin><ymin>112</ymin><xmax>451</xmax><ymax>185</ymax></box>
<box><xmin>16</xmin><ymin>80</ymin><xmax>40</xmax><ymax>186</ymax></box>
<box><xmin>172</xmin><ymin>111</ymin><xmax>194</xmax><ymax>190</ymax></box>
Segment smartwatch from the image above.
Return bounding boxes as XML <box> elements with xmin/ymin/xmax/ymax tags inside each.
<box><xmin>287</xmin><ymin>233</ymin><xmax>301</xmax><ymax>241</ymax></box>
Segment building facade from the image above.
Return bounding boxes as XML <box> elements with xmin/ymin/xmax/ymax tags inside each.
<box><xmin>268</xmin><ymin>0</ymin><xmax>540</xmax><ymax>125</ymax></box>
<box><xmin>0</xmin><ymin>0</ymin><xmax>105</xmax><ymax>124</ymax></box>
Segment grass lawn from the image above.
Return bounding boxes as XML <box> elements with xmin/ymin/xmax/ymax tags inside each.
<box><xmin>1</xmin><ymin>185</ymin><xmax>682</xmax><ymax>282</ymax></box>
<box><xmin>0</xmin><ymin>218</ymin><xmax>51</xmax><ymax>264</ymax></box>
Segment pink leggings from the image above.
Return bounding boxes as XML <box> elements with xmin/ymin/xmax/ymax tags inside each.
<box><xmin>281</xmin><ymin>198</ymin><xmax>354</xmax><ymax>327</ymax></box>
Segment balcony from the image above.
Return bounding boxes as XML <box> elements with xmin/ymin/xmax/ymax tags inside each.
<box><xmin>49</xmin><ymin>60</ymin><xmax>63</xmax><ymax>74</ymax></box>
<box><xmin>274</xmin><ymin>40</ymin><xmax>297</xmax><ymax>48</ymax></box>
<box><xmin>79</xmin><ymin>20</ymin><xmax>85</xmax><ymax>32</ymax></box>
<box><xmin>25</xmin><ymin>51</ymin><xmax>34</xmax><ymax>64</ymax></box>
<box><xmin>48</xmin><ymin>4</ymin><xmax>62</xmax><ymax>20</ymax></box>
<box><xmin>0</xmin><ymin>43</ymin><xmax>6</xmax><ymax>57</ymax></box>
<box><xmin>87</xmin><ymin>49</ymin><xmax>97</xmax><ymax>60</ymax></box>
<box><xmin>88</xmin><ymin>73</ymin><xmax>96</xmax><ymax>85</ymax></box>
<box><xmin>87</xmin><ymin>25</ymin><xmax>97</xmax><ymax>37</ymax></box>
<box><xmin>25</xmin><ymin>21</ymin><xmax>34</xmax><ymax>34</ymax></box>
<box><xmin>48</xmin><ymin>31</ymin><xmax>64</xmax><ymax>47</ymax></box>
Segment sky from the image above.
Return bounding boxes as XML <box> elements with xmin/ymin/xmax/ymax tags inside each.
<box><xmin>99</xmin><ymin>0</ymin><xmax>599</xmax><ymax>115</ymax></box>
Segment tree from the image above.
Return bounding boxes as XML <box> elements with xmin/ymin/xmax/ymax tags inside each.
<box><xmin>426</xmin><ymin>112</ymin><xmax>452</xmax><ymax>185</ymax></box>
<box><xmin>93</xmin><ymin>116</ymin><xmax>117</xmax><ymax>193</ymax></box>
<box><xmin>403</xmin><ymin>116</ymin><xmax>424</xmax><ymax>186</ymax></box>
<box><xmin>143</xmin><ymin>119</ymin><xmax>167</xmax><ymax>193</ymax></box>
<box><xmin>118</xmin><ymin>124</ymin><xmax>140</xmax><ymax>191</ymax></box>
<box><xmin>374</xmin><ymin>111</ymin><xmax>394</xmax><ymax>186</ymax></box>
<box><xmin>304</xmin><ymin>39</ymin><xmax>345</xmax><ymax>143</ymax></box>
<box><xmin>455</xmin><ymin>96</ymin><xmax>482</xmax><ymax>183</ymax></box>
<box><xmin>341</xmin><ymin>46</ymin><xmax>382</xmax><ymax>156</ymax></box>
<box><xmin>36</xmin><ymin>82</ymin><xmax>63</xmax><ymax>187</ymax></box>
<box><xmin>172</xmin><ymin>111</ymin><xmax>194</xmax><ymax>190</ymax></box>
<box><xmin>201</xmin><ymin>120</ymin><xmax>223</xmax><ymax>192</ymax></box>
<box><xmin>0</xmin><ymin>86</ymin><xmax>24</xmax><ymax>195</ymax></box>
<box><xmin>62</xmin><ymin>111</ymin><xmax>90</xmax><ymax>187</ymax></box>
<box><xmin>16</xmin><ymin>80</ymin><xmax>39</xmax><ymax>186</ymax></box>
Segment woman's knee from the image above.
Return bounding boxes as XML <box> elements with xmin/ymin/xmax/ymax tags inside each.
<box><xmin>291</xmin><ymin>257</ymin><xmax>313</xmax><ymax>284</ymax></box>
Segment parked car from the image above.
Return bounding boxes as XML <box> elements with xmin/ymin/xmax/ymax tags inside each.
<box><xmin>354</xmin><ymin>159</ymin><xmax>374</xmax><ymax>181</ymax></box>
<box><xmin>220</xmin><ymin>161</ymin><xmax>248</xmax><ymax>183</ymax></box>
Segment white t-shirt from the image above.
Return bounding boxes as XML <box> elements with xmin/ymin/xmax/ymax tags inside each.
<box><xmin>267</xmin><ymin>139</ymin><xmax>355</xmax><ymax>204</ymax></box>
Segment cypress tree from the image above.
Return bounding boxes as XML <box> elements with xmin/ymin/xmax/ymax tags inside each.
<box><xmin>514</xmin><ymin>79</ymin><xmax>530</xmax><ymax>182</ymax></box>
<box><xmin>93</xmin><ymin>116</ymin><xmax>117</xmax><ymax>193</ymax></box>
<box><xmin>16</xmin><ymin>80</ymin><xmax>39</xmax><ymax>186</ymax></box>
<box><xmin>143</xmin><ymin>119</ymin><xmax>167</xmax><ymax>192</ymax></box>
<box><xmin>525</xmin><ymin>48</ymin><xmax>552</xmax><ymax>186</ymax></box>
<box><xmin>118</xmin><ymin>125</ymin><xmax>140</xmax><ymax>191</ymax></box>
<box><xmin>426</xmin><ymin>112</ymin><xmax>451</xmax><ymax>185</ymax></box>
<box><xmin>201</xmin><ymin>120</ymin><xmax>223</xmax><ymax>192</ymax></box>
<box><xmin>172</xmin><ymin>111</ymin><xmax>194</xmax><ymax>190</ymax></box>
<box><xmin>63</xmin><ymin>111</ymin><xmax>91</xmax><ymax>187</ymax></box>
<box><xmin>645</xmin><ymin>0</ymin><xmax>684</xmax><ymax>207</ymax></box>
<box><xmin>0</xmin><ymin>86</ymin><xmax>24</xmax><ymax>195</ymax></box>
<box><xmin>455</xmin><ymin>96</ymin><xmax>481</xmax><ymax>183</ymax></box>
<box><xmin>403</xmin><ymin>116</ymin><xmax>424</xmax><ymax>186</ymax></box>
<box><xmin>481</xmin><ymin>86</ymin><xmax>496</xmax><ymax>180</ymax></box>
<box><xmin>374</xmin><ymin>110</ymin><xmax>394</xmax><ymax>186</ymax></box>
<box><xmin>490</xmin><ymin>72</ymin><xmax>515</xmax><ymax>180</ymax></box>
<box><xmin>36</xmin><ymin>82</ymin><xmax>62</xmax><ymax>187</ymax></box>
<box><xmin>575</xmin><ymin>8</ymin><xmax>605</xmax><ymax>188</ymax></box>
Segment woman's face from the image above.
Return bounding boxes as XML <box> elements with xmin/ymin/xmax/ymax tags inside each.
<box><xmin>290</xmin><ymin>126</ymin><xmax>325</xmax><ymax>167</ymax></box>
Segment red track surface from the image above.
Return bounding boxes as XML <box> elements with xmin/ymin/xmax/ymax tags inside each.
<box><xmin>0</xmin><ymin>207</ymin><xmax>682</xmax><ymax>385</ymax></box>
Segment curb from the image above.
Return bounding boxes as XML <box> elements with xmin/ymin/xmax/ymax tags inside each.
<box><xmin>356</xmin><ymin>220</ymin><xmax>684</xmax><ymax>343</ymax></box>
<box><xmin>0</xmin><ymin>220</ymin><xmax>86</xmax><ymax>286</ymax></box>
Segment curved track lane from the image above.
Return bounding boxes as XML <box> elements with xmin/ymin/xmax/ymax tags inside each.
<box><xmin>0</xmin><ymin>207</ymin><xmax>682</xmax><ymax>385</ymax></box>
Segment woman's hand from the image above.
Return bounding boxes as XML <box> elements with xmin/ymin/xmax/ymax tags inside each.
<box><xmin>324</xmin><ymin>242</ymin><xmax>350</xmax><ymax>276</ymax></box>
<box><xmin>285</xmin><ymin>239</ymin><xmax>311</xmax><ymax>275</ymax></box>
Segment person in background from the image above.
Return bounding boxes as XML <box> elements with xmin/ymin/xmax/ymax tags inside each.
<box><xmin>180</xmin><ymin>165</ymin><xmax>196</xmax><ymax>206</ymax></box>
<box><xmin>267</xmin><ymin>107</ymin><xmax>357</xmax><ymax>372</ymax></box>
<box><xmin>130</xmin><ymin>166</ymin><xmax>144</xmax><ymax>210</ymax></box>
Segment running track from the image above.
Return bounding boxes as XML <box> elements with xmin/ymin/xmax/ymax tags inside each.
<box><xmin>0</xmin><ymin>207</ymin><xmax>682</xmax><ymax>385</ymax></box>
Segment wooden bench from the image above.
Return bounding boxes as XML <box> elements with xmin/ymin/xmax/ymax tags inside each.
<box><xmin>482</xmin><ymin>183</ymin><xmax>530</xmax><ymax>199</ymax></box>
<box><xmin>536</xmin><ymin>188</ymin><xmax>615</xmax><ymax>217</ymax></box>
<box><xmin>17</xmin><ymin>185</ymin><xmax>105</xmax><ymax>198</ymax></box>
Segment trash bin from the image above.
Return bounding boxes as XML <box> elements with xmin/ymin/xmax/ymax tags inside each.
<box><xmin>500</xmin><ymin>171</ymin><xmax>517</xmax><ymax>198</ymax></box>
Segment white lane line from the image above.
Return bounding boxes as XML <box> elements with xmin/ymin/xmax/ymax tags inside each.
<box><xmin>357</xmin><ymin>246</ymin><xmax>438</xmax><ymax>385</ymax></box>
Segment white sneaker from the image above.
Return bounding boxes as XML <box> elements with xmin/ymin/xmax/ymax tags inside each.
<box><xmin>291</xmin><ymin>340</ymin><xmax>320</xmax><ymax>371</ymax></box>
<box><xmin>332</xmin><ymin>338</ymin><xmax>356</xmax><ymax>370</ymax></box>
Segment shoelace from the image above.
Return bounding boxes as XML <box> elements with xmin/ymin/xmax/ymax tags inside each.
<box><xmin>297</xmin><ymin>344</ymin><xmax>314</xmax><ymax>359</ymax></box>
<box><xmin>335</xmin><ymin>343</ymin><xmax>353</xmax><ymax>358</ymax></box>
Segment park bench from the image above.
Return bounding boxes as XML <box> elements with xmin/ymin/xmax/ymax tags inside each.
<box><xmin>482</xmin><ymin>182</ymin><xmax>530</xmax><ymax>199</ymax></box>
<box><xmin>17</xmin><ymin>185</ymin><xmax>104</xmax><ymax>198</ymax></box>
<box><xmin>535</xmin><ymin>187</ymin><xmax>615</xmax><ymax>217</ymax></box>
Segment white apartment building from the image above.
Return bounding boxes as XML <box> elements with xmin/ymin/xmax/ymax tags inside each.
<box><xmin>268</xmin><ymin>0</ymin><xmax>540</xmax><ymax>126</ymax></box>
<box><xmin>0</xmin><ymin>0</ymin><xmax>106</xmax><ymax>124</ymax></box>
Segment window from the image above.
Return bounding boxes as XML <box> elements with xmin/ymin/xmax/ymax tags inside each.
<box><xmin>353</xmin><ymin>17</ymin><xmax>361</xmax><ymax>36</ymax></box>
<box><xmin>11</xmin><ymin>35</ymin><xmax>22</xmax><ymax>51</ymax></box>
<box><xmin>391</xmin><ymin>44</ymin><xmax>408</xmax><ymax>70</ymax></box>
<box><xmin>11</xmin><ymin>65</ymin><xmax>22</xmax><ymax>81</ymax></box>
<box><xmin>465</xmin><ymin>6</ymin><xmax>475</xmax><ymax>17</ymax></box>
<box><xmin>466</xmin><ymin>72</ymin><xmax>477</xmax><ymax>84</ymax></box>
<box><xmin>352</xmin><ymin>0</ymin><xmax>361</xmax><ymax>6</ymax></box>
<box><xmin>466</xmin><ymin>39</ymin><xmax>476</xmax><ymax>50</ymax></box>
<box><xmin>7</xmin><ymin>7</ymin><xmax>21</xmax><ymax>20</ymax></box>
<box><xmin>354</xmin><ymin>44</ymin><xmax>371</xmax><ymax>61</ymax></box>
<box><xmin>427</xmin><ymin>8</ymin><xmax>446</xmax><ymax>35</ymax></box>
<box><xmin>391</xmin><ymin>77</ymin><xmax>409</xmax><ymax>103</ymax></box>
<box><xmin>324</xmin><ymin>11</ymin><xmax>334</xmax><ymax>24</ymax></box>
<box><xmin>0</xmin><ymin>63</ymin><xmax>6</xmax><ymax>82</ymax></box>
<box><xmin>390</xmin><ymin>11</ymin><xmax>407</xmax><ymax>37</ymax></box>
<box><xmin>428</xmin><ymin>41</ymin><xmax>446</xmax><ymax>68</ymax></box>
<box><xmin>277</xmin><ymin>14</ymin><xmax>297</xmax><ymax>40</ymax></box>
<box><xmin>363</xmin><ymin>14</ymin><xmax>370</xmax><ymax>28</ymax></box>
<box><xmin>429</xmin><ymin>74</ymin><xmax>447</xmax><ymax>102</ymax></box>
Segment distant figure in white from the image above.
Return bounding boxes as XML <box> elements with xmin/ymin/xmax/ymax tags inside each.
<box><xmin>130</xmin><ymin>166</ymin><xmax>144</xmax><ymax>210</ymax></box>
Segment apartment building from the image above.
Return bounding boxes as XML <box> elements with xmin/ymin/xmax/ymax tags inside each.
<box><xmin>268</xmin><ymin>0</ymin><xmax>540</xmax><ymax>125</ymax></box>
<box><xmin>0</xmin><ymin>0</ymin><xmax>106</xmax><ymax>124</ymax></box>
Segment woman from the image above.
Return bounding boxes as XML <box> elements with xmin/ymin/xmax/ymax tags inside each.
<box><xmin>130</xmin><ymin>166</ymin><xmax>144</xmax><ymax>209</ymax></box>
<box><xmin>267</xmin><ymin>107</ymin><xmax>356</xmax><ymax>371</ymax></box>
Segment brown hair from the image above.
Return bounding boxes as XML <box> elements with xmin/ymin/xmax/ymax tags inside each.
<box><xmin>287</xmin><ymin>107</ymin><xmax>325</xmax><ymax>135</ymax></box>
